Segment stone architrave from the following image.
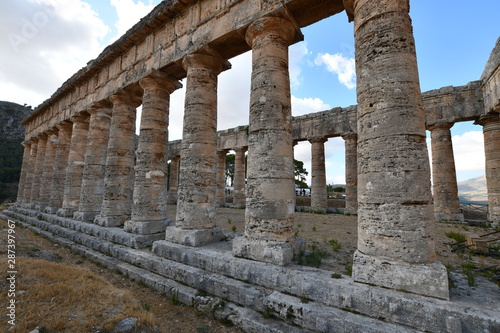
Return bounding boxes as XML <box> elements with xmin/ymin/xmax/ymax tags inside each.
<box><xmin>29</xmin><ymin>133</ymin><xmax>48</xmax><ymax>209</ymax></box>
<box><xmin>428</xmin><ymin>123</ymin><xmax>464</xmax><ymax>223</ymax></box>
<box><xmin>342</xmin><ymin>134</ymin><xmax>358</xmax><ymax>215</ymax></box>
<box><xmin>45</xmin><ymin>121</ymin><xmax>72</xmax><ymax>214</ymax></box>
<box><xmin>73</xmin><ymin>104</ymin><xmax>113</xmax><ymax>222</ymax></box>
<box><xmin>124</xmin><ymin>73</ymin><xmax>181</xmax><ymax>235</ymax></box>
<box><xmin>16</xmin><ymin>141</ymin><xmax>31</xmax><ymax>205</ymax></box>
<box><xmin>37</xmin><ymin>129</ymin><xmax>59</xmax><ymax>211</ymax></box>
<box><xmin>165</xmin><ymin>49</ymin><xmax>230</xmax><ymax>246</ymax></box>
<box><xmin>309</xmin><ymin>137</ymin><xmax>328</xmax><ymax>213</ymax></box>
<box><xmin>167</xmin><ymin>156</ymin><xmax>180</xmax><ymax>205</ymax></box>
<box><xmin>94</xmin><ymin>92</ymin><xmax>141</xmax><ymax>227</ymax></box>
<box><xmin>476</xmin><ymin>113</ymin><xmax>500</xmax><ymax>227</ymax></box>
<box><xmin>232</xmin><ymin>17</ymin><xmax>300</xmax><ymax>266</ymax></box>
<box><xmin>21</xmin><ymin>139</ymin><xmax>38</xmax><ymax>206</ymax></box>
<box><xmin>232</xmin><ymin>147</ymin><xmax>247</xmax><ymax>207</ymax></box>
<box><xmin>216</xmin><ymin>149</ymin><xmax>229</xmax><ymax>207</ymax></box>
<box><xmin>347</xmin><ymin>0</ymin><xmax>449</xmax><ymax>299</ymax></box>
<box><xmin>57</xmin><ymin>113</ymin><xmax>90</xmax><ymax>217</ymax></box>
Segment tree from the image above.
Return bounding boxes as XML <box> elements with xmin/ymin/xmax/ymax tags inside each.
<box><xmin>294</xmin><ymin>159</ymin><xmax>309</xmax><ymax>188</ymax></box>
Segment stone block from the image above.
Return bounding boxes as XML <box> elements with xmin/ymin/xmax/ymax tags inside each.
<box><xmin>352</xmin><ymin>250</ymin><xmax>449</xmax><ymax>300</ymax></box>
<box><xmin>73</xmin><ymin>211</ymin><xmax>100</xmax><ymax>222</ymax></box>
<box><xmin>232</xmin><ymin>236</ymin><xmax>296</xmax><ymax>266</ymax></box>
<box><xmin>124</xmin><ymin>219</ymin><xmax>172</xmax><ymax>235</ymax></box>
<box><xmin>56</xmin><ymin>207</ymin><xmax>76</xmax><ymax>218</ymax></box>
<box><xmin>164</xmin><ymin>226</ymin><xmax>224</xmax><ymax>247</ymax></box>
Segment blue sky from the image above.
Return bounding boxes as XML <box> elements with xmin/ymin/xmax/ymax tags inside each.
<box><xmin>1</xmin><ymin>0</ymin><xmax>498</xmax><ymax>184</ymax></box>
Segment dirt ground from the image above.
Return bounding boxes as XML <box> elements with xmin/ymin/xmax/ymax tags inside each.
<box><xmin>1</xmin><ymin>204</ymin><xmax>499</xmax><ymax>332</ymax></box>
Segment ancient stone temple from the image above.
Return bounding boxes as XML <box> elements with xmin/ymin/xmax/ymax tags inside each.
<box><xmin>5</xmin><ymin>0</ymin><xmax>500</xmax><ymax>331</ymax></box>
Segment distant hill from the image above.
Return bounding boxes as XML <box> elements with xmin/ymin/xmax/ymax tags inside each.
<box><xmin>0</xmin><ymin>101</ymin><xmax>32</xmax><ymax>202</ymax></box>
<box><xmin>458</xmin><ymin>175</ymin><xmax>487</xmax><ymax>204</ymax></box>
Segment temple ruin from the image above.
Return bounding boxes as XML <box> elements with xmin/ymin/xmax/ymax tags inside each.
<box><xmin>4</xmin><ymin>0</ymin><xmax>500</xmax><ymax>331</ymax></box>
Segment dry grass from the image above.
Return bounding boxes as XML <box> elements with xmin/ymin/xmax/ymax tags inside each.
<box><xmin>5</xmin><ymin>257</ymin><xmax>155</xmax><ymax>332</ymax></box>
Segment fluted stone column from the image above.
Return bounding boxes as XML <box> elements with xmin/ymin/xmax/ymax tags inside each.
<box><xmin>124</xmin><ymin>74</ymin><xmax>181</xmax><ymax>235</ymax></box>
<box><xmin>94</xmin><ymin>92</ymin><xmax>141</xmax><ymax>227</ymax></box>
<box><xmin>23</xmin><ymin>139</ymin><xmax>39</xmax><ymax>206</ymax></box>
<box><xmin>45</xmin><ymin>121</ymin><xmax>72</xmax><ymax>214</ymax></box>
<box><xmin>232</xmin><ymin>17</ymin><xmax>300</xmax><ymax>266</ymax></box>
<box><xmin>57</xmin><ymin>113</ymin><xmax>90</xmax><ymax>217</ymax></box>
<box><xmin>476</xmin><ymin>113</ymin><xmax>500</xmax><ymax>227</ymax></box>
<box><xmin>346</xmin><ymin>0</ymin><xmax>448</xmax><ymax>299</ymax></box>
<box><xmin>216</xmin><ymin>149</ymin><xmax>229</xmax><ymax>207</ymax></box>
<box><xmin>37</xmin><ymin>129</ymin><xmax>59</xmax><ymax>211</ymax></box>
<box><xmin>167</xmin><ymin>156</ymin><xmax>180</xmax><ymax>205</ymax></box>
<box><xmin>309</xmin><ymin>137</ymin><xmax>328</xmax><ymax>213</ymax></box>
<box><xmin>73</xmin><ymin>105</ymin><xmax>112</xmax><ymax>222</ymax></box>
<box><xmin>428</xmin><ymin>123</ymin><xmax>464</xmax><ymax>223</ymax></box>
<box><xmin>165</xmin><ymin>49</ymin><xmax>229</xmax><ymax>246</ymax></box>
<box><xmin>16</xmin><ymin>141</ymin><xmax>31</xmax><ymax>205</ymax></box>
<box><xmin>343</xmin><ymin>134</ymin><xmax>358</xmax><ymax>215</ymax></box>
<box><xmin>29</xmin><ymin>133</ymin><xmax>48</xmax><ymax>209</ymax></box>
<box><xmin>232</xmin><ymin>147</ymin><xmax>247</xmax><ymax>207</ymax></box>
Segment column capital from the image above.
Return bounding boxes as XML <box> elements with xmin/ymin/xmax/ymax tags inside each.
<box><xmin>45</xmin><ymin>128</ymin><xmax>59</xmax><ymax>137</ymax></box>
<box><xmin>87</xmin><ymin>107</ymin><xmax>112</xmax><ymax>118</ymax></box>
<box><xmin>69</xmin><ymin>112</ymin><xmax>90</xmax><ymax>124</ymax></box>
<box><xmin>245</xmin><ymin>16</ymin><xmax>299</xmax><ymax>48</ymax></box>
<box><xmin>109</xmin><ymin>91</ymin><xmax>142</xmax><ymax>108</ymax></box>
<box><xmin>182</xmin><ymin>47</ymin><xmax>231</xmax><ymax>75</ymax></box>
<box><xmin>475</xmin><ymin>113</ymin><xmax>500</xmax><ymax>130</ymax></box>
<box><xmin>341</xmin><ymin>133</ymin><xmax>358</xmax><ymax>141</ymax></box>
<box><xmin>36</xmin><ymin>132</ymin><xmax>48</xmax><ymax>139</ymax></box>
<box><xmin>233</xmin><ymin>146</ymin><xmax>248</xmax><ymax>153</ymax></box>
<box><xmin>56</xmin><ymin>120</ymin><xmax>73</xmax><ymax>132</ymax></box>
<box><xmin>91</xmin><ymin>99</ymin><xmax>113</xmax><ymax>110</ymax></box>
<box><xmin>140</xmin><ymin>70</ymin><xmax>182</xmax><ymax>94</ymax></box>
<box><xmin>343</xmin><ymin>0</ymin><xmax>355</xmax><ymax>22</ymax></box>
<box><xmin>217</xmin><ymin>149</ymin><xmax>230</xmax><ymax>155</ymax></box>
<box><xmin>308</xmin><ymin>136</ymin><xmax>327</xmax><ymax>144</ymax></box>
<box><xmin>427</xmin><ymin>122</ymin><xmax>454</xmax><ymax>132</ymax></box>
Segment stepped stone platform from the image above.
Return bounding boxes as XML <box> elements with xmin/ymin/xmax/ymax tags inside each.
<box><xmin>3</xmin><ymin>208</ymin><xmax>500</xmax><ymax>333</ymax></box>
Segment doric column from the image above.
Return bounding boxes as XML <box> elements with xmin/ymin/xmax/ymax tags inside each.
<box><xmin>29</xmin><ymin>133</ymin><xmax>48</xmax><ymax>209</ymax></box>
<box><xmin>476</xmin><ymin>113</ymin><xmax>500</xmax><ymax>227</ymax></box>
<box><xmin>428</xmin><ymin>123</ymin><xmax>464</xmax><ymax>223</ymax></box>
<box><xmin>57</xmin><ymin>113</ymin><xmax>90</xmax><ymax>217</ymax></box>
<box><xmin>167</xmin><ymin>156</ymin><xmax>180</xmax><ymax>205</ymax></box>
<box><xmin>232</xmin><ymin>147</ymin><xmax>247</xmax><ymax>207</ymax></box>
<box><xmin>348</xmin><ymin>0</ymin><xmax>448</xmax><ymax>299</ymax></box>
<box><xmin>73</xmin><ymin>104</ymin><xmax>112</xmax><ymax>222</ymax></box>
<box><xmin>21</xmin><ymin>139</ymin><xmax>38</xmax><ymax>206</ymax></box>
<box><xmin>342</xmin><ymin>134</ymin><xmax>358</xmax><ymax>215</ymax></box>
<box><xmin>37</xmin><ymin>129</ymin><xmax>59</xmax><ymax>211</ymax></box>
<box><xmin>45</xmin><ymin>121</ymin><xmax>72</xmax><ymax>214</ymax></box>
<box><xmin>232</xmin><ymin>17</ymin><xmax>300</xmax><ymax>266</ymax></box>
<box><xmin>94</xmin><ymin>92</ymin><xmax>141</xmax><ymax>227</ymax></box>
<box><xmin>165</xmin><ymin>49</ymin><xmax>229</xmax><ymax>246</ymax></box>
<box><xmin>309</xmin><ymin>137</ymin><xmax>328</xmax><ymax>213</ymax></box>
<box><xmin>16</xmin><ymin>141</ymin><xmax>31</xmax><ymax>205</ymax></box>
<box><xmin>216</xmin><ymin>149</ymin><xmax>229</xmax><ymax>206</ymax></box>
<box><xmin>124</xmin><ymin>73</ymin><xmax>181</xmax><ymax>235</ymax></box>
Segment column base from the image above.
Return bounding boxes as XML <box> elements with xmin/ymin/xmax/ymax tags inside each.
<box><xmin>43</xmin><ymin>206</ymin><xmax>60</xmax><ymax>214</ymax></box>
<box><xmin>352</xmin><ymin>250</ymin><xmax>449</xmax><ymax>300</ymax></box>
<box><xmin>73</xmin><ymin>211</ymin><xmax>100</xmax><ymax>222</ymax></box>
<box><xmin>167</xmin><ymin>191</ymin><xmax>178</xmax><ymax>205</ymax></box>
<box><xmin>435</xmin><ymin>212</ymin><xmax>464</xmax><ymax>223</ymax></box>
<box><xmin>34</xmin><ymin>204</ymin><xmax>47</xmax><ymax>212</ymax></box>
<box><xmin>94</xmin><ymin>214</ymin><xmax>128</xmax><ymax>227</ymax></box>
<box><xmin>124</xmin><ymin>219</ymin><xmax>172</xmax><ymax>235</ymax></box>
<box><xmin>165</xmin><ymin>226</ymin><xmax>224</xmax><ymax>247</ymax></box>
<box><xmin>56</xmin><ymin>208</ymin><xmax>76</xmax><ymax>218</ymax></box>
<box><xmin>232</xmin><ymin>237</ymin><xmax>301</xmax><ymax>266</ymax></box>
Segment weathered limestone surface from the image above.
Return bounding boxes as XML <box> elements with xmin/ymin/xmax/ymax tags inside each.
<box><xmin>94</xmin><ymin>93</ymin><xmax>141</xmax><ymax>227</ymax></box>
<box><xmin>16</xmin><ymin>141</ymin><xmax>31</xmax><ymax>205</ymax></box>
<box><xmin>232</xmin><ymin>147</ymin><xmax>247</xmax><ymax>206</ymax></box>
<box><xmin>233</xmin><ymin>17</ymin><xmax>300</xmax><ymax>266</ymax></box>
<box><xmin>74</xmin><ymin>106</ymin><xmax>112</xmax><ymax>222</ymax></box>
<box><xmin>166</xmin><ymin>50</ymin><xmax>229</xmax><ymax>246</ymax></box>
<box><xmin>215</xmin><ymin>149</ymin><xmax>228</xmax><ymax>206</ymax></box>
<box><xmin>343</xmin><ymin>134</ymin><xmax>358</xmax><ymax>215</ymax></box>
<box><xmin>351</xmin><ymin>0</ymin><xmax>448</xmax><ymax>299</ymax></box>
<box><xmin>29</xmin><ymin>133</ymin><xmax>47</xmax><ymax>208</ymax></box>
<box><xmin>57</xmin><ymin>114</ymin><xmax>89</xmax><ymax>217</ymax></box>
<box><xmin>481</xmin><ymin>37</ymin><xmax>500</xmax><ymax>114</ymax></box>
<box><xmin>167</xmin><ymin>156</ymin><xmax>180</xmax><ymax>205</ymax></box>
<box><xmin>37</xmin><ymin>130</ymin><xmax>59</xmax><ymax>210</ymax></box>
<box><xmin>124</xmin><ymin>74</ymin><xmax>181</xmax><ymax>235</ymax></box>
<box><xmin>45</xmin><ymin>122</ymin><xmax>72</xmax><ymax>214</ymax></box>
<box><xmin>428</xmin><ymin>123</ymin><xmax>464</xmax><ymax>223</ymax></box>
<box><xmin>23</xmin><ymin>138</ymin><xmax>40</xmax><ymax>205</ymax></box>
<box><xmin>476</xmin><ymin>114</ymin><xmax>500</xmax><ymax>227</ymax></box>
<box><xmin>309</xmin><ymin>138</ymin><xmax>327</xmax><ymax>213</ymax></box>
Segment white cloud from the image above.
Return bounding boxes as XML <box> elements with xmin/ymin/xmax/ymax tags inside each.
<box><xmin>110</xmin><ymin>0</ymin><xmax>157</xmax><ymax>38</ymax></box>
<box><xmin>452</xmin><ymin>131</ymin><xmax>484</xmax><ymax>172</ymax></box>
<box><xmin>289</xmin><ymin>42</ymin><xmax>309</xmax><ymax>89</ymax></box>
<box><xmin>0</xmin><ymin>0</ymin><xmax>109</xmax><ymax>107</ymax></box>
<box><xmin>291</xmin><ymin>96</ymin><xmax>330</xmax><ymax>116</ymax></box>
<box><xmin>315</xmin><ymin>53</ymin><xmax>356</xmax><ymax>89</ymax></box>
